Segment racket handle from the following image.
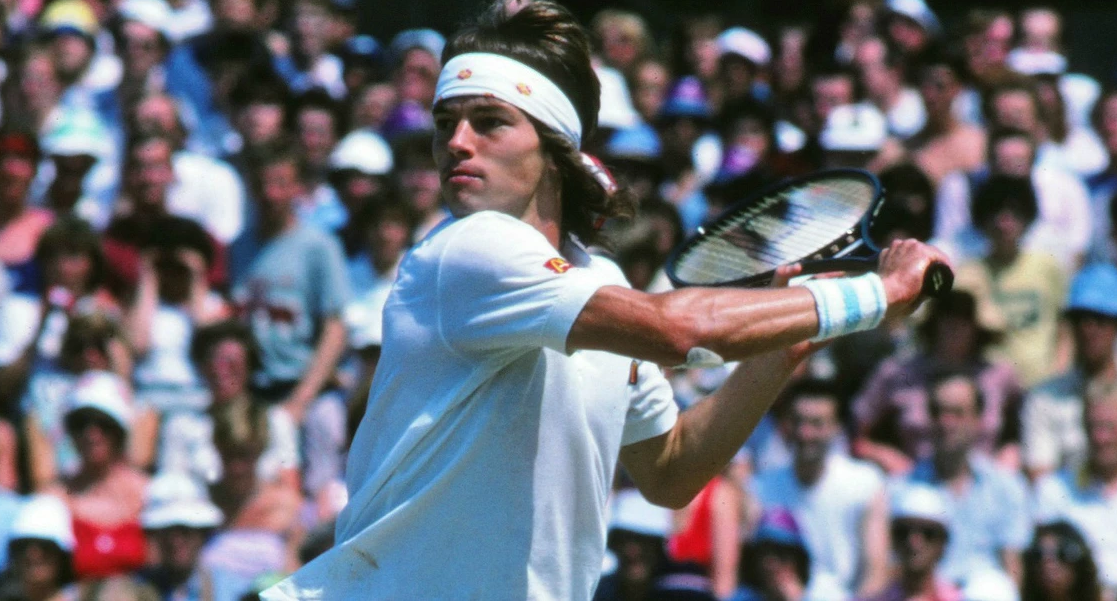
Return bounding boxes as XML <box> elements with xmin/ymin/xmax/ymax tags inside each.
<box><xmin>921</xmin><ymin>261</ymin><xmax>954</xmax><ymax>298</ymax></box>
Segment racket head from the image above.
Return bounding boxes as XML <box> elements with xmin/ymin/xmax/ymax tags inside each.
<box><xmin>666</xmin><ymin>168</ymin><xmax>885</xmax><ymax>288</ymax></box>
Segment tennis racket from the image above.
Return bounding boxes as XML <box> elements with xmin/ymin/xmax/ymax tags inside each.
<box><xmin>665</xmin><ymin>168</ymin><xmax>953</xmax><ymax>297</ymax></box>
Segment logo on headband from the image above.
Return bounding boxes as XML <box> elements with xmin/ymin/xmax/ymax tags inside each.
<box><xmin>516</xmin><ymin>83</ymin><xmax>532</xmax><ymax>96</ymax></box>
<box><xmin>457</xmin><ymin>69</ymin><xmax>472</xmax><ymax>80</ymax></box>
<box><xmin>544</xmin><ymin>258</ymin><xmax>571</xmax><ymax>274</ymax></box>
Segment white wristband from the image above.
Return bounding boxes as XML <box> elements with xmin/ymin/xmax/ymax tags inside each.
<box><xmin>802</xmin><ymin>273</ymin><xmax>888</xmax><ymax>342</ymax></box>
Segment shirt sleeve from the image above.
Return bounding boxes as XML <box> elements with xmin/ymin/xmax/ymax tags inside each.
<box><xmin>1021</xmin><ymin>390</ymin><xmax>1059</xmax><ymax>471</ymax></box>
<box><xmin>311</xmin><ymin>232</ymin><xmax>352</xmax><ymax>318</ymax></box>
<box><xmin>621</xmin><ymin>360</ymin><xmax>679</xmax><ymax>446</ymax></box>
<box><xmin>436</xmin><ymin>212</ymin><xmax>614</xmax><ymax>355</ymax></box>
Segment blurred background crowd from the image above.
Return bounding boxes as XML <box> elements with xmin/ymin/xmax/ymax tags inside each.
<box><xmin>0</xmin><ymin>0</ymin><xmax>1113</xmax><ymax>599</ymax></box>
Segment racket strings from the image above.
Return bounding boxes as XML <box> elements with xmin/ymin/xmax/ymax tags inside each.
<box><xmin>675</xmin><ymin>179</ymin><xmax>874</xmax><ymax>284</ymax></box>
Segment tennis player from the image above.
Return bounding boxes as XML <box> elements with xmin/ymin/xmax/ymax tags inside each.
<box><xmin>262</xmin><ymin>2</ymin><xmax>949</xmax><ymax>599</ymax></box>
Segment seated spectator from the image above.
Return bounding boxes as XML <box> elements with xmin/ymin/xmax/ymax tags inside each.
<box><xmin>953</xmin><ymin>175</ymin><xmax>1067</xmax><ymax>387</ymax></box>
<box><xmin>131</xmin><ymin>93</ymin><xmax>249</xmax><ymax>246</ymax></box>
<box><xmin>1033</xmin><ymin>377</ymin><xmax>1117</xmax><ymax>597</ymax></box>
<box><xmin>288</xmin><ymin>90</ymin><xmax>345</xmax><ymax>228</ymax></box>
<box><xmin>22</xmin><ymin>314</ymin><xmax>153</xmax><ymax>490</ymax></box>
<box><xmin>159</xmin><ymin>320</ymin><xmax>300</xmax><ymax>492</ymax></box>
<box><xmin>594</xmin><ymin>488</ymin><xmax>672</xmax><ymax>601</ymax></box>
<box><xmin>1020</xmin><ymin>521</ymin><xmax>1102</xmax><ymax>601</ymax></box>
<box><xmin>136</xmin><ymin>471</ymin><xmax>224</xmax><ymax>600</ymax></box>
<box><xmin>0</xmin><ymin>131</ymin><xmax>52</xmax><ymax>292</ymax></box>
<box><xmin>750</xmin><ymin>378</ymin><xmax>890</xmax><ymax>597</ymax></box>
<box><xmin>896</xmin><ymin>369</ymin><xmax>1031</xmax><ymax>587</ymax></box>
<box><xmin>270</xmin><ymin>0</ymin><xmax>346</xmax><ymax>100</ymax></box>
<box><xmin>0</xmin><ymin>495</ymin><xmax>78</xmax><ymax>601</ymax></box>
<box><xmin>852</xmin><ymin>290</ymin><xmax>1023</xmax><ymax>475</ymax></box>
<box><xmin>907</xmin><ymin>48</ymin><xmax>986</xmax><ymax>186</ymax></box>
<box><xmin>0</xmin><ymin>218</ymin><xmax>121</xmax><ymax>418</ymax></box>
<box><xmin>125</xmin><ymin>216</ymin><xmax>228</xmax><ymax>414</ymax></box>
<box><xmin>870</xmin><ymin>483</ymin><xmax>962</xmax><ymax>601</ymax></box>
<box><xmin>63</xmin><ymin>375</ymin><xmax>150</xmax><ymax>580</ymax></box>
<box><xmin>229</xmin><ymin>146</ymin><xmax>350</xmax><ymax>498</ymax></box>
<box><xmin>200</xmin><ymin>405</ymin><xmax>302</xmax><ymax>600</ymax></box>
<box><xmin>392</xmin><ymin>131</ymin><xmax>447</xmax><ymax>241</ymax></box>
<box><xmin>1086</xmin><ymin>88</ymin><xmax>1117</xmax><ymax>264</ymax></box>
<box><xmin>37</xmin><ymin>107</ymin><xmax>117</xmax><ymax>232</ymax></box>
<box><xmin>853</xmin><ymin>34</ymin><xmax>926</xmax><ymax>140</ymax></box>
<box><xmin>1023</xmin><ymin>263</ymin><xmax>1117</xmax><ymax>479</ymax></box>
<box><xmin>733</xmin><ymin>507</ymin><xmax>847</xmax><ymax>601</ymax></box>
<box><xmin>935</xmin><ymin>127</ymin><xmax>1092</xmax><ymax>272</ymax></box>
<box><xmin>102</xmin><ymin>133</ymin><xmax>226</xmax><ymax>302</ymax></box>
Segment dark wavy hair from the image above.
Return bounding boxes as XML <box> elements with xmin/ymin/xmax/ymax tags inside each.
<box><xmin>1021</xmin><ymin>521</ymin><xmax>1102</xmax><ymax>601</ymax></box>
<box><xmin>442</xmin><ymin>0</ymin><xmax>636</xmax><ymax>245</ymax></box>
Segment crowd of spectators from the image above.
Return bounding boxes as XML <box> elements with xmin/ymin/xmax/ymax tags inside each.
<box><xmin>0</xmin><ymin>0</ymin><xmax>1113</xmax><ymax>600</ymax></box>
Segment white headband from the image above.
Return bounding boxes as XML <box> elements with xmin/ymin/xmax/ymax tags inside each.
<box><xmin>435</xmin><ymin>52</ymin><xmax>583</xmax><ymax>147</ymax></box>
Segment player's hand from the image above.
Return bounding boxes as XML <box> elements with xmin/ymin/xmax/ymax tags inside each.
<box><xmin>877</xmin><ymin>239</ymin><xmax>951</xmax><ymax>322</ymax></box>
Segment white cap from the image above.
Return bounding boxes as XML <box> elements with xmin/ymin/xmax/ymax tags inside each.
<box><xmin>891</xmin><ymin>483</ymin><xmax>950</xmax><ymax>527</ymax></box>
<box><xmin>141</xmin><ymin>472</ymin><xmax>224</xmax><ymax>530</ymax></box>
<box><xmin>118</xmin><ymin>0</ymin><xmax>173</xmax><ymax>38</ymax></box>
<box><xmin>344</xmin><ymin>285</ymin><xmax>392</xmax><ymax>350</ymax></box>
<box><xmin>716</xmin><ymin>27</ymin><xmax>771</xmax><ymax>67</ymax></box>
<box><xmin>65</xmin><ymin>370</ymin><xmax>134</xmax><ymax>432</ymax></box>
<box><xmin>42</xmin><ymin>110</ymin><xmax>113</xmax><ymax>159</ymax></box>
<box><xmin>10</xmin><ymin>495</ymin><xmax>75</xmax><ymax>552</ymax></box>
<box><xmin>1006</xmin><ymin>49</ymin><xmax>1067</xmax><ymax>76</ymax></box>
<box><xmin>608</xmin><ymin>488</ymin><xmax>672</xmax><ymax>537</ymax></box>
<box><xmin>329</xmin><ymin>130</ymin><xmax>393</xmax><ymax>175</ymax></box>
<box><xmin>820</xmin><ymin>103</ymin><xmax>887</xmax><ymax>151</ymax></box>
<box><xmin>886</xmin><ymin>0</ymin><xmax>941</xmax><ymax>35</ymax></box>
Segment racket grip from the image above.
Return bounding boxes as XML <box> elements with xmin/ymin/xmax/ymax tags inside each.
<box><xmin>921</xmin><ymin>261</ymin><xmax>954</xmax><ymax>298</ymax></box>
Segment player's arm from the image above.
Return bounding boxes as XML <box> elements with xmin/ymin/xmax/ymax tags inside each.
<box><xmin>573</xmin><ymin>241</ymin><xmax>945</xmax><ymax>509</ymax></box>
<box><xmin>567</xmin><ymin>240</ymin><xmax>940</xmax><ymax>367</ymax></box>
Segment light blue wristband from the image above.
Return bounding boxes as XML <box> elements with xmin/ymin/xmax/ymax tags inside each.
<box><xmin>803</xmin><ymin>273</ymin><xmax>888</xmax><ymax>342</ymax></box>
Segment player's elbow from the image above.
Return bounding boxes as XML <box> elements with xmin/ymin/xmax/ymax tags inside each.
<box><xmin>640</xmin><ymin>482</ymin><xmax>699</xmax><ymax>510</ymax></box>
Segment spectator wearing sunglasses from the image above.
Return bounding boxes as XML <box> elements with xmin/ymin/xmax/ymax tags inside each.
<box><xmin>1020</xmin><ymin>521</ymin><xmax>1102</xmax><ymax>601</ymax></box>
<box><xmin>872</xmin><ymin>483</ymin><xmax>962</xmax><ymax>601</ymax></box>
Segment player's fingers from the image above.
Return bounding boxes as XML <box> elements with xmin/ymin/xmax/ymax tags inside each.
<box><xmin>770</xmin><ymin>263</ymin><xmax>802</xmax><ymax>288</ymax></box>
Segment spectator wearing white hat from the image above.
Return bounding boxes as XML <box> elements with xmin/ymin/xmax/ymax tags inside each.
<box><xmin>390</xmin><ymin>28</ymin><xmax>444</xmax><ymax>108</ymax></box>
<box><xmin>714</xmin><ymin>26</ymin><xmax>770</xmax><ymax>109</ymax></box>
<box><xmin>869</xmin><ymin>483</ymin><xmax>963</xmax><ymax>601</ymax></box>
<box><xmin>0</xmin><ymin>495</ymin><xmax>78</xmax><ymax>601</ymax></box>
<box><xmin>307</xmin><ymin>128</ymin><xmax>394</xmax><ymax>252</ymax></box>
<box><xmin>63</xmin><ymin>370</ymin><xmax>150</xmax><ymax>580</ymax></box>
<box><xmin>114</xmin><ymin>0</ymin><xmax>175</xmax><ymax>112</ymax></box>
<box><xmin>162</xmin><ymin>0</ymin><xmax>213</xmax><ymax>44</ymax></box>
<box><xmin>135</xmin><ymin>471</ymin><xmax>224</xmax><ymax>600</ymax></box>
<box><xmin>819</xmin><ymin>102</ymin><xmax>903</xmax><ymax>173</ymax></box>
<box><xmin>36</xmin><ymin>108</ymin><xmax>118</xmax><ymax>230</ymax></box>
<box><xmin>883</xmin><ymin>0</ymin><xmax>940</xmax><ymax>59</ymax></box>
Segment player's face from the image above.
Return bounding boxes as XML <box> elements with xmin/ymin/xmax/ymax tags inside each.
<box><xmin>433</xmin><ymin>96</ymin><xmax>554</xmax><ymax>224</ymax></box>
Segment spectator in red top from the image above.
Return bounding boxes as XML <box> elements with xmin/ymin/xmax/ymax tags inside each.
<box><xmin>0</xmin><ymin>131</ymin><xmax>53</xmax><ymax>293</ymax></box>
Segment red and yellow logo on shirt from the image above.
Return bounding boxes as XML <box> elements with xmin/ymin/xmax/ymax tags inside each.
<box><xmin>544</xmin><ymin>257</ymin><xmax>571</xmax><ymax>274</ymax></box>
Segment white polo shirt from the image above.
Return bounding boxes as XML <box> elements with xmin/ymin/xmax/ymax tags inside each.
<box><xmin>264</xmin><ymin>211</ymin><xmax>678</xmax><ymax>600</ymax></box>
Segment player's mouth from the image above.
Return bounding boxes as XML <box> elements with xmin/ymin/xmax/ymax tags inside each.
<box><xmin>445</xmin><ymin>165</ymin><xmax>483</xmax><ymax>185</ymax></box>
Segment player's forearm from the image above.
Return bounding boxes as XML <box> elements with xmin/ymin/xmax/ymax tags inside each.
<box><xmin>569</xmin><ymin>285</ymin><xmax>820</xmax><ymax>366</ymax></box>
<box><xmin>623</xmin><ymin>349</ymin><xmax>798</xmax><ymax>508</ymax></box>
